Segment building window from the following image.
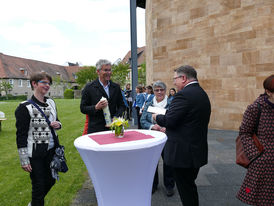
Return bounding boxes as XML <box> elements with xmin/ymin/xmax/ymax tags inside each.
<box><xmin>27</xmin><ymin>80</ymin><xmax>31</xmax><ymax>87</ymax></box>
<box><xmin>19</xmin><ymin>68</ymin><xmax>28</xmax><ymax>75</ymax></box>
<box><xmin>9</xmin><ymin>79</ymin><xmax>14</xmax><ymax>85</ymax></box>
<box><xmin>18</xmin><ymin>79</ymin><xmax>23</xmax><ymax>87</ymax></box>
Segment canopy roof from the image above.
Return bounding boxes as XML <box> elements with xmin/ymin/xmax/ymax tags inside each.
<box><xmin>137</xmin><ymin>0</ymin><xmax>146</xmax><ymax>9</ymax></box>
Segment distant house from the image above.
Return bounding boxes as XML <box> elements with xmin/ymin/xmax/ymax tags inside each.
<box><xmin>121</xmin><ymin>46</ymin><xmax>146</xmax><ymax>84</ymax></box>
<box><xmin>121</xmin><ymin>46</ymin><xmax>145</xmax><ymax>67</ymax></box>
<box><xmin>0</xmin><ymin>52</ymin><xmax>82</xmax><ymax>98</ymax></box>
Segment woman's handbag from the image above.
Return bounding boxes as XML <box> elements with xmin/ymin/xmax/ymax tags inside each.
<box><xmin>28</xmin><ymin>100</ymin><xmax>68</xmax><ymax>179</ymax></box>
<box><xmin>236</xmin><ymin>104</ymin><xmax>264</xmax><ymax>168</ymax></box>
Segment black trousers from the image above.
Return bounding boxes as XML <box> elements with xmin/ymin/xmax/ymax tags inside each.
<box><xmin>173</xmin><ymin>167</ymin><xmax>200</xmax><ymax>206</ymax></box>
<box><xmin>126</xmin><ymin>101</ymin><xmax>132</xmax><ymax>120</ymax></box>
<box><xmin>153</xmin><ymin>151</ymin><xmax>175</xmax><ymax>190</ymax></box>
<box><xmin>135</xmin><ymin>107</ymin><xmax>142</xmax><ymax>129</ymax></box>
<box><xmin>30</xmin><ymin>147</ymin><xmax>56</xmax><ymax>206</ymax></box>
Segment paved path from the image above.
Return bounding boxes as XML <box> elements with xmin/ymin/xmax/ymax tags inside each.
<box><xmin>71</xmin><ymin>127</ymin><xmax>247</xmax><ymax>206</ymax></box>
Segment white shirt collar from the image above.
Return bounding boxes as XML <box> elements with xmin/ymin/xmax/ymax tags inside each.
<box><xmin>99</xmin><ymin>79</ymin><xmax>110</xmax><ymax>97</ymax></box>
<box><xmin>185</xmin><ymin>80</ymin><xmax>198</xmax><ymax>87</ymax></box>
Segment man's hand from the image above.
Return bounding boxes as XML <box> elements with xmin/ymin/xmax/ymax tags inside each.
<box><xmin>151</xmin><ymin>124</ymin><xmax>166</xmax><ymax>133</ymax></box>
<box><xmin>95</xmin><ymin>99</ymin><xmax>108</xmax><ymax>110</ymax></box>
<box><xmin>152</xmin><ymin>113</ymin><xmax>158</xmax><ymax>121</ymax></box>
<box><xmin>160</xmin><ymin>127</ymin><xmax>166</xmax><ymax>133</ymax></box>
<box><xmin>22</xmin><ymin>164</ymin><xmax>32</xmax><ymax>173</ymax></box>
<box><xmin>151</xmin><ymin>124</ymin><xmax>161</xmax><ymax>131</ymax></box>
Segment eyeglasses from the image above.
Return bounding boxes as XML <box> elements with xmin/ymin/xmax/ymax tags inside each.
<box><xmin>101</xmin><ymin>69</ymin><xmax>112</xmax><ymax>72</ymax></box>
<box><xmin>38</xmin><ymin>81</ymin><xmax>51</xmax><ymax>86</ymax></box>
<box><xmin>173</xmin><ymin>76</ymin><xmax>182</xmax><ymax>81</ymax></box>
<box><xmin>154</xmin><ymin>88</ymin><xmax>165</xmax><ymax>92</ymax></box>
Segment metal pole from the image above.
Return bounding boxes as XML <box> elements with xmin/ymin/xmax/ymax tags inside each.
<box><xmin>130</xmin><ymin>0</ymin><xmax>138</xmax><ymax>126</ymax></box>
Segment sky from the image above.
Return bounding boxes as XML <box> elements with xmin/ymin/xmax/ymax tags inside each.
<box><xmin>0</xmin><ymin>0</ymin><xmax>145</xmax><ymax>66</ymax></box>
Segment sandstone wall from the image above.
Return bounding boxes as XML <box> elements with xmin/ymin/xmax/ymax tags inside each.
<box><xmin>145</xmin><ymin>0</ymin><xmax>274</xmax><ymax>130</ymax></box>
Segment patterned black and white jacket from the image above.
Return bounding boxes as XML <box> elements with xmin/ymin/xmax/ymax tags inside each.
<box><xmin>15</xmin><ymin>95</ymin><xmax>61</xmax><ymax>166</ymax></box>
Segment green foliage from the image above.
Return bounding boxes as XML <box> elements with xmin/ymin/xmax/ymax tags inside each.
<box><xmin>64</xmin><ymin>89</ymin><xmax>74</xmax><ymax>99</ymax></box>
<box><xmin>111</xmin><ymin>63</ymin><xmax>130</xmax><ymax>87</ymax></box>
<box><xmin>0</xmin><ymin>95</ymin><xmax>27</xmax><ymax>101</ymax></box>
<box><xmin>52</xmin><ymin>76</ymin><xmax>72</xmax><ymax>91</ymax></box>
<box><xmin>75</xmin><ymin>66</ymin><xmax>97</xmax><ymax>89</ymax></box>
<box><xmin>138</xmin><ymin>63</ymin><xmax>146</xmax><ymax>86</ymax></box>
<box><xmin>52</xmin><ymin>75</ymin><xmax>62</xmax><ymax>85</ymax></box>
<box><xmin>0</xmin><ymin>81</ymin><xmax>13</xmax><ymax>99</ymax></box>
<box><xmin>0</xmin><ymin>99</ymin><xmax>87</xmax><ymax>206</ymax></box>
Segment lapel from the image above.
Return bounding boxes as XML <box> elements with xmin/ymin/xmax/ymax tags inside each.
<box><xmin>108</xmin><ymin>81</ymin><xmax>116</xmax><ymax>102</ymax></box>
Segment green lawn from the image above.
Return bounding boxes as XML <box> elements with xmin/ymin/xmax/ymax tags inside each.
<box><xmin>0</xmin><ymin>99</ymin><xmax>88</xmax><ymax>206</ymax></box>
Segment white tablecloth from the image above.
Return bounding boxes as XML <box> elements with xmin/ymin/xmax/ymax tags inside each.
<box><xmin>74</xmin><ymin>129</ymin><xmax>167</xmax><ymax>206</ymax></box>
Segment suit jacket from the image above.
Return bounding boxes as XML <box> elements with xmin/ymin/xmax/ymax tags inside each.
<box><xmin>156</xmin><ymin>83</ymin><xmax>211</xmax><ymax>168</ymax></box>
<box><xmin>80</xmin><ymin>78</ymin><xmax>126</xmax><ymax>133</ymax></box>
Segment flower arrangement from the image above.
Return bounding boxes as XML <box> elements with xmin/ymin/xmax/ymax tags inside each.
<box><xmin>110</xmin><ymin>117</ymin><xmax>129</xmax><ymax>138</ymax></box>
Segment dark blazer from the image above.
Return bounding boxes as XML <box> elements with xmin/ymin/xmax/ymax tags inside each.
<box><xmin>80</xmin><ymin>78</ymin><xmax>126</xmax><ymax>133</ymax></box>
<box><xmin>156</xmin><ymin>83</ymin><xmax>211</xmax><ymax>168</ymax></box>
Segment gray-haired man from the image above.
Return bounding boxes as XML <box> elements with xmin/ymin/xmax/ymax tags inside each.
<box><xmin>80</xmin><ymin>59</ymin><xmax>126</xmax><ymax>133</ymax></box>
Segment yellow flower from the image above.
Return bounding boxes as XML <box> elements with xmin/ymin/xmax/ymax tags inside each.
<box><xmin>110</xmin><ymin>117</ymin><xmax>129</xmax><ymax>131</ymax></box>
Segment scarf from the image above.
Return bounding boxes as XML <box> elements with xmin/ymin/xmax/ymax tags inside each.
<box><xmin>153</xmin><ymin>95</ymin><xmax>168</xmax><ymax>109</ymax></box>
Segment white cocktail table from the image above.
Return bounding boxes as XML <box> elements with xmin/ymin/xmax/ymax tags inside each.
<box><xmin>74</xmin><ymin>129</ymin><xmax>167</xmax><ymax>206</ymax></box>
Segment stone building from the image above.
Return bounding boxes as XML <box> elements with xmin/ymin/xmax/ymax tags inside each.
<box><xmin>142</xmin><ymin>0</ymin><xmax>274</xmax><ymax>130</ymax></box>
<box><xmin>0</xmin><ymin>52</ymin><xmax>81</xmax><ymax>98</ymax></box>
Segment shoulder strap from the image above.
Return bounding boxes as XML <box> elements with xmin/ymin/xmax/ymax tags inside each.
<box><xmin>28</xmin><ymin>99</ymin><xmax>60</xmax><ymax>146</ymax></box>
<box><xmin>254</xmin><ymin>103</ymin><xmax>261</xmax><ymax>135</ymax></box>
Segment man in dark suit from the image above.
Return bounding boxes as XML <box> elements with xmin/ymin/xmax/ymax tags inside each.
<box><xmin>152</xmin><ymin>65</ymin><xmax>211</xmax><ymax>206</ymax></box>
<box><xmin>80</xmin><ymin>59</ymin><xmax>126</xmax><ymax>133</ymax></box>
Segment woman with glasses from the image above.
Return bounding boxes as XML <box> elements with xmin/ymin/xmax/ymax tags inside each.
<box><xmin>15</xmin><ymin>72</ymin><xmax>62</xmax><ymax>206</ymax></box>
<box><xmin>140</xmin><ymin>80</ymin><xmax>175</xmax><ymax>197</ymax></box>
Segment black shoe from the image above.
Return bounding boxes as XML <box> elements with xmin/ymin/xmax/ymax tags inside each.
<box><xmin>166</xmin><ymin>188</ymin><xmax>174</xmax><ymax>197</ymax></box>
<box><xmin>152</xmin><ymin>187</ymin><xmax>157</xmax><ymax>194</ymax></box>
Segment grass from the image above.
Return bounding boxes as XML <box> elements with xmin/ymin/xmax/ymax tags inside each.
<box><xmin>0</xmin><ymin>99</ymin><xmax>87</xmax><ymax>206</ymax></box>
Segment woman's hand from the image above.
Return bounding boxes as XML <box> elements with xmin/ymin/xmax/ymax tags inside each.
<box><xmin>50</xmin><ymin>121</ymin><xmax>61</xmax><ymax>129</ymax></box>
<box><xmin>22</xmin><ymin>164</ymin><xmax>32</xmax><ymax>173</ymax></box>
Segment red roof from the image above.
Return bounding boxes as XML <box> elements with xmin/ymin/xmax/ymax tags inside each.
<box><xmin>0</xmin><ymin>52</ymin><xmax>82</xmax><ymax>82</ymax></box>
<box><xmin>121</xmin><ymin>46</ymin><xmax>146</xmax><ymax>67</ymax></box>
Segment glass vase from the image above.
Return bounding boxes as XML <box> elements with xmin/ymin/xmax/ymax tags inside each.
<box><xmin>115</xmin><ymin>125</ymin><xmax>124</xmax><ymax>138</ymax></box>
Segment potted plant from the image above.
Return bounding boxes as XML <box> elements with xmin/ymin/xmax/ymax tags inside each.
<box><xmin>110</xmin><ymin>117</ymin><xmax>129</xmax><ymax>138</ymax></box>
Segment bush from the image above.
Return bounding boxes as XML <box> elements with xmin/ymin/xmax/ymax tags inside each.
<box><xmin>0</xmin><ymin>95</ymin><xmax>27</xmax><ymax>101</ymax></box>
<box><xmin>64</xmin><ymin>89</ymin><xmax>74</xmax><ymax>99</ymax></box>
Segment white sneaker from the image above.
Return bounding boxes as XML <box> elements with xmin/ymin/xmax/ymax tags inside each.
<box><xmin>27</xmin><ymin>202</ymin><xmax>31</xmax><ymax>206</ymax></box>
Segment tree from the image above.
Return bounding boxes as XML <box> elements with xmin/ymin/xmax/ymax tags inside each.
<box><xmin>75</xmin><ymin>66</ymin><xmax>97</xmax><ymax>89</ymax></box>
<box><xmin>111</xmin><ymin>63</ymin><xmax>130</xmax><ymax>88</ymax></box>
<box><xmin>52</xmin><ymin>75</ymin><xmax>71</xmax><ymax>91</ymax></box>
<box><xmin>0</xmin><ymin>81</ymin><xmax>13</xmax><ymax>99</ymax></box>
<box><xmin>138</xmin><ymin>63</ymin><xmax>146</xmax><ymax>86</ymax></box>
